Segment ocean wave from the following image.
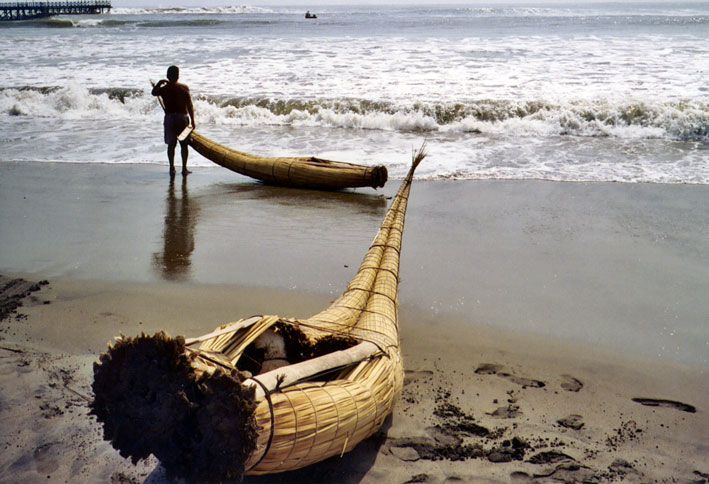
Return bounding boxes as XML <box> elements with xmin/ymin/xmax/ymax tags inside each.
<box><xmin>2</xmin><ymin>85</ymin><xmax>707</xmax><ymax>141</ymax></box>
<box><xmin>0</xmin><ymin>85</ymin><xmax>155</xmax><ymax>119</ymax></box>
<box><xmin>135</xmin><ymin>19</ymin><xmax>226</xmax><ymax>27</ymax></box>
<box><xmin>198</xmin><ymin>96</ymin><xmax>709</xmax><ymax>141</ymax></box>
<box><xmin>18</xmin><ymin>17</ymin><xmax>228</xmax><ymax>28</ymax></box>
<box><xmin>76</xmin><ymin>18</ymin><xmax>132</xmax><ymax>27</ymax></box>
<box><xmin>25</xmin><ymin>18</ymin><xmax>76</xmax><ymax>28</ymax></box>
<box><xmin>428</xmin><ymin>5</ymin><xmax>709</xmax><ymax>18</ymax></box>
<box><xmin>0</xmin><ymin>17</ymin><xmax>133</xmax><ymax>28</ymax></box>
<box><xmin>110</xmin><ymin>6</ymin><xmax>273</xmax><ymax>15</ymax></box>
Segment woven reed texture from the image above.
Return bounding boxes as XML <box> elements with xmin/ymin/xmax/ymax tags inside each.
<box><xmin>189</xmin><ymin>131</ymin><xmax>388</xmax><ymax>189</ymax></box>
<box><xmin>180</xmin><ymin>152</ymin><xmax>423</xmax><ymax>474</ymax></box>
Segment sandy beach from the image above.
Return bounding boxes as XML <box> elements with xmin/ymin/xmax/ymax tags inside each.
<box><xmin>0</xmin><ymin>162</ymin><xmax>707</xmax><ymax>483</ymax></box>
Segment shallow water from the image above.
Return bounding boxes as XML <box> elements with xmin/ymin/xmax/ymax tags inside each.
<box><xmin>1</xmin><ymin>2</ymin><xmax>708</xmax><ymax>182</ymax></box>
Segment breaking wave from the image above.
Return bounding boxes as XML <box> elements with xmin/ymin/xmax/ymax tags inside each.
<box><xmin>449</xmin><ymin>6</ymin><xmax>709</xmax><ymax>18</ymax></box>
<box><xmin>8</xmin><ymin>17</ymin><xmax>228</xmax><ymax>28</ymax></box>
<box><xmin>2</xmin><ymin>85</ymin><xmax>707</xmax><ymax>141</ymax></box>
<box><xmin>110</xmin><ymin>6</ymin><xmax>274</xmax><ymax>15</ymax></box>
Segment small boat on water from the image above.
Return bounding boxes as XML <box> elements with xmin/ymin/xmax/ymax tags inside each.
<box><xmin>188</xmin><ymin>130</ymin><xmax>387</xmax><ymax>190</ymax></box>
<box><xmin>90</xmin><ymin>146</ymin><xmax>426</xmax><ymax>481</ymax></box>
<box><xmin>305</xmin><ymin>10</ymin><xmax>317</xmax><ymax>19</ymax></box>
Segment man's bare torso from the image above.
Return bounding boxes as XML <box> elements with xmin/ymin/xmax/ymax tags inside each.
<box><xmin>156</xmin><ymin>82</ymin><xmax>192</xmax><ymax>115</ymax></box>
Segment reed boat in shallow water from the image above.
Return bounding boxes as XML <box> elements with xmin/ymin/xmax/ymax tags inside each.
<box><xmin>90</xmin><ymin>146</ymin><xmax>425</xmax><ymax>481</ymax></box>
<box><xmin>188</xmin><ymin>130</ymin><xmax>388</xmax><ymax>190</ymax></box>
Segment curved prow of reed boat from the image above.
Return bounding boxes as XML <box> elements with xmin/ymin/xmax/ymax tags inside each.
<box><xmin>90</xmin><ymin>145</ymin><xmax>425</xmax><ymax>481</ymax></box>
<box><xmin>188</xmin><ymin>131</ymin><xmax>388</xmax><ymax>190</ymax></box>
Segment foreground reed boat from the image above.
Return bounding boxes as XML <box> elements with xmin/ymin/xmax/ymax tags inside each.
<box><xmin>188</xmin><ymin>130</ymin><xmax>388</xmax><ymax>190</ymax></box>
<box><xmin>90</xmin><ymin>147</ymin><xmax>425</xmax><ymax>481</ymax></box>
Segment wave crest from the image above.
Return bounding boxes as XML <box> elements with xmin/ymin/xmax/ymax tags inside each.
<box><xmin>110</xmin><ymin>6</ymin><xmax>273</xmax><ymax>15</ymax></box>
<box><xmin>1</xmin><ymin>85</ymin><xmax>706</xmax><ymax>141</ymax></box>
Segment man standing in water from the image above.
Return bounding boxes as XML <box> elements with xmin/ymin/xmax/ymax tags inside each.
<box><xmin>152</xmin><ymin>65</ymin><xmax>196</xmax><ymax>176</ymax></box>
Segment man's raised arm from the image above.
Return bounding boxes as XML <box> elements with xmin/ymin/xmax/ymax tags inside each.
<box><xmin>151</xmin><ymin>79</ymin><xmax>167</xmax><ymax>97</ymax></box>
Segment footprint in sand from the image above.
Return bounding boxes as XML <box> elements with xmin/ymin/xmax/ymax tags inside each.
<box><xmin>500</xmin><ymin>373</ymin><xmax>545</xmax><ymax>388</ymax></box>
<box><xmin>632</xmin><ymin>398</ymin><xmax>696</xmax><ymax>413</ymax></box>
<box><xmin>527</xmin><ymin>450</ymin><xmax>575</xmax><ymax>465</ymax></box>
<box><xmin>33</xmin><ymin>442</ymin><xmax>60</xmax><ymax>474</ymax></box>
<box><xmin>475</xmin><ymin>363</ymin><xmax>504</xmax><ymax>375</ymax></box>
<box><xmin>560</xmin><ymin>374</ymin><xmax>583</xmax><ymax>392</ymax></box>
<box><xmin>390</xmin><ymin>446</ymin><xmax>420</xmax><ymax>462</ymax></box>
<box><xmin>488</xmin><ymin>404</ymin><xmax>522</xmax><ymax>419</ymax></box>
<box><xmin>557</xmin><ymin>414</ymin><xmax>584</xmax><ymax>430</ymax></box>
<box><xmin>475</xmin><ymin>363</ymin><xmax>545</xmax><ymax>388</ymax></box>
<box><xmin>510</xmin><ymin>471</ymin><xmax>534</xmax><ymax>482</ymax></box>
<box><xmin>403</xmin><ymin>473</ymin><xmax>430</xmax><ymax>483</ymax></box>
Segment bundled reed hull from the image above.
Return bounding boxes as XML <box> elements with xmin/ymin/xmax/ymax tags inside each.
<box><xmin>188</xmin><ymin>131</ymin><xmax>388</xmax><ymax>190</ymax></box>
<box><xmin>91</xmin><ymin>148</ymin><xmax>424</xmax><ymax>480</ymax></box>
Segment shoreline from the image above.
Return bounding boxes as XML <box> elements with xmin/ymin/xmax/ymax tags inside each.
<box><xmin>2</xmin><ymin>161</ymin><xmax>707</xmax><ymax>367</ymax></box>
<box><xmin>4</xmin><ymin>159</ymin><xmax>709</xmax><ymax>185</ymax></box>
<box><xmin>0</xmin><ymin>275</ymin><xmax>707</xmax><ymax>482</ymax></box>
<box><xmin>4</xmin><ymin>272</ymin><xmax>707</xmax><ymax>376</ymax></box>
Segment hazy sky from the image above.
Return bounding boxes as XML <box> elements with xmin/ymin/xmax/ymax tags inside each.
<box><xmin>114</xmin><ymin>0</ymin><xmax>696</xmax><ymax>6</ymax></box>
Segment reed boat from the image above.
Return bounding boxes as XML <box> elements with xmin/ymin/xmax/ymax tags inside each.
<box><xmin>151</xmin><ymin>81</ymin><xmax>387</xmax><ymax>191</ymax></box>
<box><xmin>90</xmin><ymin>147</ymin><xmax>426</xmax><ymax>481</ymax></box>
<box><xmin>187</xmin><ymin>131</ymin><xmax>388</xmax><ymax>190</ymax></box>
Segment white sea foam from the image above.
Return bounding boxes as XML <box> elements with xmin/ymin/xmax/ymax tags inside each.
<box><xmin>3</xmin><ymin>87</ymin><xmax>705</xmax><ymax>142</ymax></box>
<box><xmin>454</xmin><ymin>5</ymin><xmax>709</xmax><ymax>18</ymax></box>
<box><xmin>1</xmin><ymin>4</ymin><xmax>707</xmax><ymax>183</ymax></box>
<box><xmin>110</xmin><ymin>6</ymin><xmax>273</xmax><ymax>15</ymax></box>
<box><xmin>2</xmin><ymin>32</ymin><xmax>706</xmax><ymax>103</ymax></box>
<box><xmin>0</xmin><ymin>85</ymin><xmax>155</xmax><ymax>120</ymax></box>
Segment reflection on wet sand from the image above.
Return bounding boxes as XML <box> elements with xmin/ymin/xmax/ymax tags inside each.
<box><xmin>152</xmin><ymin>177</ymin><xmax>199</xmax><ymax>281</ymax></box>
<box><xmin>151</xmin><ymin>179</ymin><xmax>387</xmax><ymax>281</ymax></box>
<box><xmin>199</xmin><ymin>183</ymin><xmax>389</xmax><ymax>216</ymax></box>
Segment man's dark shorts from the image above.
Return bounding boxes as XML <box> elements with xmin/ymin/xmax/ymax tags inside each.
<box><xmin>164</xmin><ymin>113</ymin><xmax>190</xmax><ymax>145</ymax></box>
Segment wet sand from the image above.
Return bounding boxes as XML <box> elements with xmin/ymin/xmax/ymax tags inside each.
<box><xmin>1</xmin><ymin>162</ymin><xmax>707</xmax><ymax>365</ymax></box>
<box><xmin>0</xmin><ymin>162</ymin><xmax>708</xmax><ymax>482</ymax></box>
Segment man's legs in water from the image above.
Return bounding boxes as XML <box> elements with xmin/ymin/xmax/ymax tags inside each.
<box><xmin>179</xmin><ymin>140</ymin><xmax>191</xmax><ymax>175</ymax></box>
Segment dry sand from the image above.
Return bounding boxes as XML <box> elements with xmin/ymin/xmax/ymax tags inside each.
<box><xmin>0</xmin><ymin>275</ymin><xmax>707</xmax><ymax>483</ymax></box>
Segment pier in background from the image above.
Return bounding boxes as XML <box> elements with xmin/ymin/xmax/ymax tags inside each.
<box><xmin>0</xmin><ymin>1</ymin><xmax>111</xmax><ymax>21</ymax></box>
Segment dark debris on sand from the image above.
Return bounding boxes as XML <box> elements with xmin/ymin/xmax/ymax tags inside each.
<box><xmin>390</xmin><ymin>386</ymin><xmax>534</xmax><ymax>464</ymax></box>
<box><xmin>403</xmin><ymin>473</ymin><xmax>430</xmax><ymax>483</ymax></box>
<box><xmin>0</xmin><ymin>276</ymin><xmax>49</xmax><ymax>322</ymax></box>
<box><xmin>693</xmin><ymin>470</ymin><xmax>709</xmax><ymax>484</ymax></box>
<box><xmin>392</xmin><ymin>364</ymin><xmax>669</xmax><ymax>483</ymax></box>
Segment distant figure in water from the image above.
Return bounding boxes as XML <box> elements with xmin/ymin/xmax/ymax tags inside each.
<box><xmin>151</xmin><ymin>65</ymin><xmax>196</xmax><ymax>176</ymax></box>
<box><xmin>305</xmin><ymin>10</ymin><xmax>317</xmax><ymax>19</ymax></box>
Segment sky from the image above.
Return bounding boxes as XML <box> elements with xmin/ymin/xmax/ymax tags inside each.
<box><xmin>113</xmin><ymin>0</ymin><xmax>701</xmax><ymax>6</ymax></box>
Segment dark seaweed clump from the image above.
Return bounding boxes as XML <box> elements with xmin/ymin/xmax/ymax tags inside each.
<box><xmin>90</xmin><ymin>332</ymin><xmax>258</xmax><ymax>482</ymax></box>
